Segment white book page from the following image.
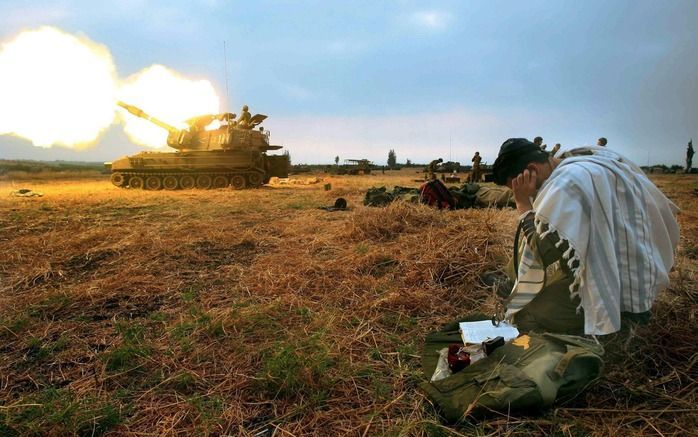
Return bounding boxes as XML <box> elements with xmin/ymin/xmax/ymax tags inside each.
<box><xmin>459</xmin><ymin>320</ymin><xmax>520</xmax><ymax>344</ymax></box>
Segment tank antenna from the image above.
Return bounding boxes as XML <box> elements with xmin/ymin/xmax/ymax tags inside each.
<box><xmin>223</xmin><ymin>40</ymin><xmax>230</xmax><ymax>111</ymax></box>
<box><xmin>449</xmin><ymin>132</ymin><xmax>452</xmax><ymax>162</ymax></box>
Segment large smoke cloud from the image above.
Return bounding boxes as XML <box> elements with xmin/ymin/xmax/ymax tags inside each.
<box><xmin>0</xmin><ymin>26</ymin><xmax>220</xmax><ymax>150</ymax></box>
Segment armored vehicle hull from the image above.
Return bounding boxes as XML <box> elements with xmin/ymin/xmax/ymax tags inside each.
<box><xmin>110</xmin><ymin>102</ymin><xmax>289</xmax><ymax>189</ymax></box>
<box><xmin>108</xmin><ymin>149</ymin><xmax>289</xmax><ymax>190</ymax></box>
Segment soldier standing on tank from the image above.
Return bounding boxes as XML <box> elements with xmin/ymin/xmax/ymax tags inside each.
<box><xmin>471</xmin><ymin>151</ymin><xmax>482</xmax><ymax>182</ymax></box>
<box><xmin>238</xmin><ymin>105</ymin><xmax>252</xmax><ymax>129</ymax></box>
<box><xmin>427</xmin><ymin>158</ymin><xmax>443</xmax><ymax>180</ymax></box>
<box><xmin>533</xmin><ymin>136</ymin><xmax>546</xmax><ymax>150</ymax></box>
<box><xmin>687</xmin><ymin>139</ymin><xmax>694</xmax><ymax>173</ymax></box>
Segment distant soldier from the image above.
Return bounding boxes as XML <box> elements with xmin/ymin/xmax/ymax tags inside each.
<box><xmin>237</xmin><ymin>104</ymin><xmax>252</xmax><ymax>129</ymax></box>
<box><xmin>687</xmin><ymin>139</ymin><xmax>694</xmax><ymax>173</ymax></box>
<box><xmin>550</xmin><ymin>143</ymin><xmax>561</xmax><ymax>156</ymax></box>
<box><xmin>533</xmin><ymin>136</ymin><xmax>546</xmax><ymax>150</ymax></box>
<box><xmin>428</xmin><ymin>158</ymin><xmax>443</xmax><ymax>180</ymax></box>
<box><xmin>597</xmin><ymin>137</ymin><xmax>607</xmax><ymax>147</ymax></box>
<box><xmin>471</xmin><ymin>151</ymin><xmax>482</xmax><ymax>182</ymax></box>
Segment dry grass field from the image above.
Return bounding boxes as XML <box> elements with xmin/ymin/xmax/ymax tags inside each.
<box><xmin>0</xmin><ymin>169</ymin><xmax>696</xmax><ymax>436</ymax></box>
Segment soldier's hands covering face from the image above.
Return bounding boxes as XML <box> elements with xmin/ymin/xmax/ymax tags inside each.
<box><xmin>511</xmin><ymin>169</ymin><xmax>537</xmax><ymax>213</ymax></box>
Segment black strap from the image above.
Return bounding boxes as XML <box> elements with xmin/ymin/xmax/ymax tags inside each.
<box><xmin>513</xmin><ymin>219</ymin><xmax>524</xmax><ymax>278</ymax></box>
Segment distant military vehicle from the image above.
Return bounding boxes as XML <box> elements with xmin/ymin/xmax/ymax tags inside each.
<box><xmin>438</xmin><ymin>161</ymin><xmax>461</xmax><ymax>173</ymax></box>
<box><xmin>336</xmin><ymin>159</ymin><xmax>373</xmax><ymax>175</ymax></box>
<box><xmin>107</xmin><ymin>102</ymin><xmax>290</xmax><ymax>190</ymax></box>
<box><xmin>479</xmin><ymin>164</ymin><xmax>495</xmax><ymax>182</ymax></box>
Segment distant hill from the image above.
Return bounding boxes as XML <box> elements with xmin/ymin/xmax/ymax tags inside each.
<box><xmin>0</xmin><ymin>159</ymin><xmax>107</xmax><ymax>180</ymax></box>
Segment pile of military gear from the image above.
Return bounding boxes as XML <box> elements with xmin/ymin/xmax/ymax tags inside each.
<box><xmin>10</xmin><ymin>188</ymin><xmax>43</xmax><ymax>197</ymax></box>
<box><xmin>318</xmin><ymin>198</ymin><xmax>348</xmax><ymax>212</ymax></box>
<box><xmin>420</xmin><ymin>318</ymin><xmax>604</xmax><ymax>421</ymax></box>
<box><xmin>268</xmin><ymin>177</ymin><xmax>322</xmax><ymax>185</ymax></box>
<box><xmin>420</xmin><ymin>179</ymin><xmax>457</xmax><ymax>209</ymax></box>
<box><xmin>364</xmin><ymin>181</ymin><xmax>514</xmax><ymax>210</ymax></box>
<box><xmin>363</xmin><ymin>186</ymin><xmax>421</xmax><ymax>206</ymax></box>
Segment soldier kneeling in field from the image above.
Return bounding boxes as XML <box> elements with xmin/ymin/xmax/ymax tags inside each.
<box><xmin>492</xmin><ymin>138</ymin><xmax>679</xmax><ymax>336</ymax></box>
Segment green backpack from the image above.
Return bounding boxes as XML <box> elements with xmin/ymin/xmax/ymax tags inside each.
<box><xmin>420</xmin><ymin>330</ymin><xmax>604</xmax><ymax>422</ymax></box>
<box><xmin>363</xmin><ymin>187</ymin><xmax>394</xmax><ymax>206</ymax></box>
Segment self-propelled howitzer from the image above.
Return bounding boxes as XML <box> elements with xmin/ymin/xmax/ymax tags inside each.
<box><xmin>107</xmin><ymin>102</ymin><xmax>290</xmax><ymax>190</ymax></box>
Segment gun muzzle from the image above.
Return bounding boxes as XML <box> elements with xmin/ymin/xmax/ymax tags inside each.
<box><xmin>117</xmin><ymin>101</ymin><xmax>147</xmax><ymax>118</ymax></box>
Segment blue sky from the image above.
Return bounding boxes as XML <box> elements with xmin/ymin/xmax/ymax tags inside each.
<box><xmin>1</xmin><ymin>0</ymin><xmax>696</xmax><ymax>165</ymax></box>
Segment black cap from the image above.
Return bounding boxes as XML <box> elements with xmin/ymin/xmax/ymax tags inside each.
<box><xmin>333</xmin><ymin>197</ymin><xmax>347</xmax><ymax>210</ymax></box>
<box><xmin>492</xmin><ymin>138</ymin><xmax>546</xmax><ymax>185</ymax></box>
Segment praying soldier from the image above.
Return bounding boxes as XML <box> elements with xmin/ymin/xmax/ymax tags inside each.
<box><xmin>492</xmin><ymin>138</ymin><xmax>678</xmax><ymax>335</ymax></box>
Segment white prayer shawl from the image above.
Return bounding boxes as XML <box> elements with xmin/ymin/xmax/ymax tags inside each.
<box><xmin>506</xmin><ymin>147</ymin><xmax>680</xmax><ymax>335</ymax></box>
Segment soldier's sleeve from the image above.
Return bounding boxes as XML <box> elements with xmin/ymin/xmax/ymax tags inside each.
<box><xmin>520</xmin><ymin>212</ymin><xmax>574</xmax><ymax>272</ymax></box>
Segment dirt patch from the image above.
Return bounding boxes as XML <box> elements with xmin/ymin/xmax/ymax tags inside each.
<box><xmin>190</xmin><ymin>239</ymin><xmax>258</xmax><ymax>267</ymax></box>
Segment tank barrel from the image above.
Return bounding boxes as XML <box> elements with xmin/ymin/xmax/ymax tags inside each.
<box><xmin>117</xmin><ymin>101</ymin><xmax>179</xmax><ymax>134</ymax></box>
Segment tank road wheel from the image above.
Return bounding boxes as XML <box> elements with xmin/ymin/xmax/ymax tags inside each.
<box><xmin>110</xmin><ymin>173</ymin><xmax>126</xmax><ymax>187</ymax></box>
<box><xmin>179</xmin><ymin>175</ymin><xmax>195</xmax><ymax>190</ymax></box>
<box><xmin>129</xmin><ymin>176</ymin><xmax>144</xmax><ymax>189</ymax></box>
<box><xmin>231</xmin><ymin>175</ymin><xmax>246</xmax><ymax>190</ymax></box>
<box><xmin>212</xmin><ymin>175</ymin><xmax>229</xmax><ymax>189</ymax></box>
<box><xmin>196</xmin><ymin>175</ymin><xmax>213</xmax><ymax>189</ymax></box>
<box><xmin>247</xmin><ymin>172</ymin><xmax>263</xmax><ymax>187</ymax></box>
<box><xmin>162</xmin><ymin>175</ymin><xmax>178</xmax><ymax>190</ymax></box>
<box><xmin>145</xmin><ymin>175</ymin><xmax>162</xmax><ymax>190</ymax></box>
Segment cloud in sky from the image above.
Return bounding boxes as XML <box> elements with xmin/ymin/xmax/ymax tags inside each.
<box><xmin>407</xmin><ymin>10</ymin><xmax>453</xmax><ymax>31</ymax></box>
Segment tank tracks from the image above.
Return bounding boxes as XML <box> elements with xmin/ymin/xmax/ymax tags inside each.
<box><xmin>110</xmin><ymin>171</ymin><xmax>266</xmax><ymax>190</ymax></box>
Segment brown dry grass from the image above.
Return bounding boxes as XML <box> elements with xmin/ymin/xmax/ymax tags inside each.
<box><xmin>0</xmin><ymin>170</ymin><xmax>105</xmax><ymax>181</ymax></box>
<box><xmin>0</xmin><ymin>169</ymin><xmax>696</xmax><ymax>436</ymax></box>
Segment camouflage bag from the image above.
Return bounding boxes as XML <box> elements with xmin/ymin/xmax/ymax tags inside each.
<box><xmin>420</xmin><ymin>330</ymin><xmax>604</xmax><ymax>422</ymax></box>
<box><xmin>393</xmin><ymin>186</ymin><xmax>421</xmax><ymax>203</ymax></box>
<box><xmin>363</xmin><ymin>187</ymin><xmax>394</xmax><ymax>207</ymax></box>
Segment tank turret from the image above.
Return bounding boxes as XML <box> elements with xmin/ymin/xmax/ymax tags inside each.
<box><xmin>116</xmin><ymin>101</ymin><xmax>282</xmax><ymax>153</ymax></box>
<box><xmin>108</xmin><ymin>102</ymin><xmax>290</xmax><ymax>190</ymax></box>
